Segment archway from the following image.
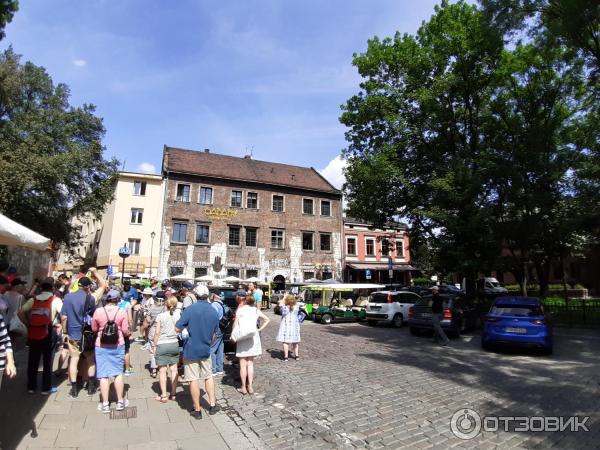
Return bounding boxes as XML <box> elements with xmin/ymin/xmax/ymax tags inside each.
<box><xmin>273</xmin><ymin>274</ymin><xmax>286</xmax><ymax>291</ymax></box>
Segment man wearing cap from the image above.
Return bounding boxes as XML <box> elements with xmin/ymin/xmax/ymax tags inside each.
<box><xmin>60</xmin><ymin>267</ymin><xmax>107</xmax><ymax>398</ymax></box>
<box><xmin>430</xmin><ymin>286</ymin><xmax>449</xmax><ymax>346</ymax></box>
<box><xmin>176</xmin><ymin>284</ymin><xmax>220</xmax><ymax>419</ymax></box>
<box><xmin>0</xmin><ymin>275</ymin><xmax>10</xmax><ymax>318</ymax></box>
<box><xmin>181</xmin><ymin>281</ymin><xmax>197</xmax><ymax>309</ymax></box>
<box><xmin>18</xmin><ymin>277</ymin><xmax>63</xmax><ymax>394</ymax></box>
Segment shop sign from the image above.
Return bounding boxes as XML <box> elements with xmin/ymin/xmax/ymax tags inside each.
<box><xmin>205</xmin><ymin>207</ymin><xmax>238</xmax><ymax>220</ymax></box>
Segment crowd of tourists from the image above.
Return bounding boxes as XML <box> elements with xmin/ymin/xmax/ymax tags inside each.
<box><xmin>0</xmin><ymin>262</ymin><xmax>305</xmax><ymax>420</ymax></box>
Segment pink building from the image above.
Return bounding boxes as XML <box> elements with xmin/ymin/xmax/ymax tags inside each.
<box><xmin>343</xmin><ymin>218</ymin><xmax>415</xmax><ymax>284</ymax></box>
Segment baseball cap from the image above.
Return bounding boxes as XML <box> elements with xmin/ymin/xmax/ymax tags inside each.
<box><xmin>78</xmin><ymin>277</ymin><xmax>92</xmax><ymax>287</ymax></box>
<box><xmin>105</xmin><ymin>289</ymin><xmax>121</xmax><ymax>301</ymax></box>
<box><xmin>123</xmin><ymin>279</ymin><xmax>131</xmax><ymax>285</ymax></box>
<box><xmin>193</xmin><ymin>284</ymin><xmax>209</xmax><ymax>298</ymax></box>
<box><xmin>10</xmin><ymin>278</ymin><xmax>27</xmax><ymax>286</ymax></box>
<box><xmin>236</xmin><ymin>289</ymin><xmax>247</xmax><ymax>298</ymax></box>
<box><xmin>142</xmin><ymin>287</ymin><xmax>154</xmax><ymax>295</ymax></box>
<box><xmin>182</xmin><ymin>281</ymin><xmax>194</xmax><ymax>289</ymax></box>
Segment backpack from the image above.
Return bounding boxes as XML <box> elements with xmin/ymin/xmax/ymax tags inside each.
<box><xmin>218</xmin><ymin>302</ymin><xmax>232</xmax><ymax>331</ymax></box>
<box><xmin>28</xmin><ymin>296</ymin><xmax>55</xmax><ymax>341</ymax></box>
<box><xmin>100</xmin><ymin>308</ymin><xmax>120</xmax><ymax>346</ymax></box>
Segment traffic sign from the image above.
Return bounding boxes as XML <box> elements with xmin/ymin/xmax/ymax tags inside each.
<box><xmin>365</xmin><ymin>269</ymin><xmax>372</xmax><ymax>280</ymax></box>
<box><xmin>118</xmin><ymin>247</ymin><xmax>131</xmax><ymax>258</ymax></box>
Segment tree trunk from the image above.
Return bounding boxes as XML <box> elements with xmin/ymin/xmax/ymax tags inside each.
<box><xmin>521</xmin><ymin>258</ymin><xmax>528</xmax><ymax>297</ymax></box>
<box><xmin>534</xmin><ymin>258</ymin><xmax>551</xmax><ymax>299</ymax></box>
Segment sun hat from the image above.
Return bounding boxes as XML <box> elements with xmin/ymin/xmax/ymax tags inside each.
<box><xmin>142</xmin><ymin>287</ymin><xmax>154</xmax><ymax>295</ymax></box>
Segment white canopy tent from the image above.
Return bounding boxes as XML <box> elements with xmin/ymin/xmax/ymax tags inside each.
<box><xmin>170</xmin><ymin>274</ymin><xmax>194</xmax><ymax>281</ymax></box>
<box><xmin>0</xmin><ymin>213</ymin><xmax>50</xmax><ymax>251</ymax></box>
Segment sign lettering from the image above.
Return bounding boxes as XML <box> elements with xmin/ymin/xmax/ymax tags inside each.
<box><xmin>205</xmin><ymin>207</ymin><xmax>238</xmax><ymax>220</ymax></box>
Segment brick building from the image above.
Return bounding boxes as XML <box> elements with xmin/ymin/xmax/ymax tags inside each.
<box><xmin>343</xmin><ymin>218</ymin><xmax>415</xmax><ymax>284</ymax></box>
<box><xmin>158</xmin><ymin>146</ymin><xmax>343</xmax><ymax>287</ymax></box>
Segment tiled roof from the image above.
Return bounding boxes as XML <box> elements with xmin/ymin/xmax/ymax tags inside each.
<box><xmin>163</xmin><ymin>146</ymin><xmax>340</xmax><ymax>194</ymax></box>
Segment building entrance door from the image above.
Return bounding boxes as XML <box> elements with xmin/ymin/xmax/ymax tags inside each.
<box><xmin>273</xmin><ymin>275</ymin><xmax>285</xmax><ymax>292</ymax></box>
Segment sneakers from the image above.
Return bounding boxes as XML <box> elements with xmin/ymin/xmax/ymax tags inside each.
<box><xmin>41</xmin><ymin>387</ymin><xmax>58</xmax><ymax>395</ymax></box>
<box><xmin>124</xmin><ymin>367</ymin><xmax>134</xmax><ymax>377</ymax></box>
<box><xmin>208</xmin><ymin>404</ymin><xmax>219</xmax><ymax>415</ymax></box>
<box><xmin>99</xmin><ymin>402</ymin><xmax>110</xmax><ymax>414</ymax></box>
<box><xmin>116</xmin><ymin>399</ymin><xmax>129</xmax><ymax>411</ymax></box>
<box><xmin>87</xmin><ymin>380</ymin><xmax>96</xmax><ymax>396</ymax></box>
<box><xmin>190</xmin><ymin>409</ymin><xmax>203</xmax><ymax>420</ymax></box>
<box><xmin>68</xmin><ymin>385</ymin><xmax>79</xmax><ymax>399</ymax></box>
<box><xmin>27</xmin><ymin>389</ymin><xmax>35</xmax><ymax>394</ymax></box>
<box><xmin>134</xmin><ymin>336</ymin><xmax>146</xmax><ymax>343</ymax></box>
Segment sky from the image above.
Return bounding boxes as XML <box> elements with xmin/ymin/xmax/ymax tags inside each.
<box><xmin>1</xmin><ymin>0</ymin><xmax>442</xmax><ymax>188</ymax></box>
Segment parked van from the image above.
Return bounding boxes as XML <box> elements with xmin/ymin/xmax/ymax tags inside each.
<box><xmin>366</xmin><ymin>291</ymin><xmax>421</xmax><ymax>327</ymax></box>
<box><xmin>477</xmin><ymin>277</ymin><xmax>508</xmax><ymax>295</ymax></box>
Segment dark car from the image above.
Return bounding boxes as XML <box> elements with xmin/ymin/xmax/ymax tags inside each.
<box><xmin>481</xmin><ymin>297</ymin><xmax>553</xmax><ymax>355</ymax></box>
<box><xmin>209</xmin><ymin>286</ymin><xmax>238</xmax><ymax>353</ymax></box>
<box><xmin>407</xmin><ymin>294</ymin><xmax>480</xmax><ymax>337</ymax></box>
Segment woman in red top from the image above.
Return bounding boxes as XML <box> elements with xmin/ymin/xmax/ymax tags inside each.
<box><xmin>91</xmin><ymin>290</ymin><xmax>130</xmax><ymax>413</ymax></box>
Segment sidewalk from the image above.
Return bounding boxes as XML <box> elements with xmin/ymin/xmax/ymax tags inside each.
<box><xmin>0</xmin><ymin>337</ymin><xmax>258</xmax><ymax>450</ymax></box>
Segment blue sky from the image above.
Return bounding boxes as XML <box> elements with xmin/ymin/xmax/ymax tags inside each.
<box><xmin>2</xmin><ymin>0</ymin><xmax>441</xmax><ymax>187</ymax></box>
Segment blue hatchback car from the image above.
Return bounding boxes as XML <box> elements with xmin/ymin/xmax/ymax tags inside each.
<box><xmin>481</xmin><ymin>297</ymin><xmax>553</xmax><ymax>355</ymax></box>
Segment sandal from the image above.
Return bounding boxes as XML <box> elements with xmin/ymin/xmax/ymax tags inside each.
<box><xmin>150</xmin><ymin>369</ymin><xmax>157</xmax><ymax>378</ymax></box>
<box><xmin>294</xmin><ymin>356</ymin><xmax>299</xmax><ymax>361</ymax></box>
<box><xmin>236</xmin><ymin>387</ymin><xmax>248</xmax><ymax>395</ymax></box>
<box><xmin>155</xmin><ymin>395</ymin><xmax>168</xmax><ymax>403</ymax></box>
<box><xmin>169</xmin><ymin>395</ymin><xmax>177</xmax><ymax>401</ymax></box>
<box><xmin>247</xmin><ymin>386</ymin><xmax>254</xmax><ymax>395</ymax></box>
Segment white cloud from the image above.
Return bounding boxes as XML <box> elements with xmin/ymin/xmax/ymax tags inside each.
<box><xmin>73</xmin><ymin>59</ymin><xmax>87</xmax><ymax>67</ymax></box>
<box><xmin>136</xmin><ymin>162</ymin><xmax>157</xmax><ymax>174</ymax></box>
<box><xmin>319</xmin><ymin>156</ymin><xmax>347</xmax><ymax>190</ymax></box>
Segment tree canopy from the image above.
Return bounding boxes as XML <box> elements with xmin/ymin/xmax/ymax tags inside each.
<box><xmin>0</xmin><ymin>0</ymin><xmax>18</xmax><ymax>40</ymax></box>
<box><xmin>340</xmin><ymin>0</ymin><xmax>597</xmax><ymax>295</ymax></box>
<box><xmin>0</xmin><ymin>49</ymin><xmax>118</xmax><ymax>247</ymax></box>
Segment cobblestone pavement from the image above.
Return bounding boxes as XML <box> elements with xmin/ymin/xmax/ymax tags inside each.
<box><xmin>216</xmin><ymin>312</ymin><xmax>600</xmax><ymax>449</ymax></box>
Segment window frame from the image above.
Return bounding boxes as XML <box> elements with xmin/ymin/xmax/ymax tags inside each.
<box><xmin>396</xmin><ymin>239</ymin><xmax>404</xmax><ymax>258</ymax></box>
<box><xmin>130</xmin><ymin>208</ymin><xmax>144</xmax><ymax>225</ymax></box>
<box><xmin>346</xmin><ymin>236</ymin><xmax>357</xmax><ymax>256</ymax></box>
<box><xmin>246</xmin><ymin>191</ymin><xmax>259</xmax><ymax>209</ymax></box>
<box><xmin>228</xmin><ymin>225</ymin><xmax>241</xmax><ymax>246</ymax></box>
<box><xmin>127</xmin><ymin>238</ymin><xmax>141</xmax><ymax>255</ymax></box>
<box><xmin>270</xmin><ymin>229</ymin><xmax>285</xmax><ymax>249</ymax></box>
<box><xmin>320</xmin><ymin>200</ymin><xmax>331</xmax><ymax>217</ymax></box>
<box><xmin>133</xmin><ymin>181</ymin><xmax>147</xmax><ymax>196</ymax></box>
<box><xmin>175</xmin><ymin>183</ymin><xmax>191</xmax><ymax>203</ymax></box>
<box><xmin>198</xmin><ymin>186</ymin><xmax>214</xmax><ymax>205</ymax></box>
<box><xmin>302</xmin><ymin>197</ymin><xmax>314</xmax><ymax>215</ymax></box>
<box><xmin>195</xmin><ymin>223</ymin><xmax>210</xmax><ymax>245</ymax></box>
<box><xmin>245</xmin><ymin>227</ymin><xmax>258</xmax><ymax>247</ymax></box>
<box><xmin>271</xmin><ymin>194</ymin><xmax>285</xmax><ymax>213</ymax></box>
<box><xmin>302</xmin><ymin>231</ymin><xmax>314</xmax><ymax>251</ymax></box>
<box><xmin>365</xmin><ymin>238</ymin><xmax>375</xmax><ymax>257</ymax></box>
<box><xmin>230</xmin><ymin>190</ymin><xmax>243</xmax><ymax>208</ymax></box>
<box><xmin>320</xmin><ymin>232</ymin><xmax>332</xmax><ymax>252</ymax></box>
<box><xmin>171</xmin><ymin>222</ymin><xmax>188</xmax><ymax>243</ymax></box>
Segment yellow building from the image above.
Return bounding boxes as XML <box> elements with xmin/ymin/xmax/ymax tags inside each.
<box><xmin>54</xmin><ymin>171</ymin><xmax>165</xmax><ymax>278</ymax></box>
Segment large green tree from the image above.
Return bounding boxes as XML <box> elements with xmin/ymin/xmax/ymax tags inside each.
<box><xmin>341</xmin><ymin>1</ymin><xmax>504</xmax><ymax>292</ymax></box>
<box><xmin>340</xmin><ymin>0</ymin><xmax>594</xmax><ymax>295</ymax></box>
<box><xmin>0</xmin><ymin>0</ymin><xmax>18</xmax><ymax>40</ymax></box>
<box><xmin>0</xmin><ymin>49</ymin><xmax>118</xmax><ymax>247</ymax></box>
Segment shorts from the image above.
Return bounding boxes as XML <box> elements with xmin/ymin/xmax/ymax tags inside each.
<box><xmin>67</xmin><ymin>338</ymin><xmax>94</xmax><ymax>359</ymax></box>
<box><xmin>156</xmin><ymin>342</ymin><xmax>179</xmax><ymax>366</ymax></box>
<box><xmin>183</xmin><ymin>357</ymin><xmax>212</xmax><ymax>381</ymax></box>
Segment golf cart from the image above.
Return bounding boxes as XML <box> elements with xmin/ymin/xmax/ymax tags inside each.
<box><xmin>304</xmin><ymin>283</ymin><xmax>385</xmax><ymax>324</ymax></box>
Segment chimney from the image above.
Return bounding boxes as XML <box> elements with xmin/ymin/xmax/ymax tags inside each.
<box><xmin>204</xmin><ymin>148</ymin><xmax>210</xmax><ymax>153</ymax></box>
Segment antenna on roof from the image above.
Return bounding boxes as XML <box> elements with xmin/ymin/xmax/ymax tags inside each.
<box><xmin>121</xmin><ymin>159</ymin><xmax>126</xmax><ymax>171</ymax></box>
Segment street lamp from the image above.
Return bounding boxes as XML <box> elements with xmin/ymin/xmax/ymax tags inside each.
<box><xmin>149</xmin><ymin>231</ymin><xmax>156</xmax><ymax>279</ymax></box>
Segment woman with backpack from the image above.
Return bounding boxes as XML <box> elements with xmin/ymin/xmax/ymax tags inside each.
<box><xmin>152</xmin><ymin>296</ymin><xmax>181</xmax><ymax>402</ymax></box>
<box><xmin>91</xmin><ymin>289</ymin><xmax>130</xmax><ymax>413</ymax></box>
<box><xmin>276</xmin><ymin>295</ymin><xmax>301</xmax><ymax>361</ymax></box>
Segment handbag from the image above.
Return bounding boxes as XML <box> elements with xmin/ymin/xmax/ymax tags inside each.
<box><xmin>9</xmin><ymin>314</ymin><xmax>27</xmax><ymax>336</ymax></box>
<box><xmin>231</xmin><ymin>308</ymin><xmax>257</xmax><ymax>342</ymax></box>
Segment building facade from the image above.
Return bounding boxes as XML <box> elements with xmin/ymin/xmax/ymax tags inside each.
<box><xmin>158</xmin><ymin>146</ymin><xmax>343</xmax><ymax>287</ymax></box>
<box><xmin>342</xmin><ymin>218</ymin><xmax>414</xmax><ymax>284</ymax></box>
<box><xmin>54</xmin><ymin>171</ymin><xmax>165</xmax><ymax>278</ymax></box>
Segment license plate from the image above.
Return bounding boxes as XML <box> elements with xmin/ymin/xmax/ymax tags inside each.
<box><xmin>505</xmin><ymin>327</ymin><xmax>527</xmax><ymax>333</ymax></box>
<box><xmin>420</xmin><ymin>313</ymin><xmax>431</xmax><ymax>318</ymax></box>
<box><xmin>370</xmin><ymin>305</ymin><xmax>381</xmax><ymax>310</ymax></box>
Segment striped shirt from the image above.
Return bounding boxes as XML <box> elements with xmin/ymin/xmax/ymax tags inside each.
<box><xmin>0</xmin><ymin>314</ymin><xmax>13</xmax><ymax>371</ymax></box>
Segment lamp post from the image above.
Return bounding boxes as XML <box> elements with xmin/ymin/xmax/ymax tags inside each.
<box><xmin>149</xmin><ymin>231</ymin><xmax>156</xmax><ymax>279</ymax></box>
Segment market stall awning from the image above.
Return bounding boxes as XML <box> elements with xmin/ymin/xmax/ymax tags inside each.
<box><xmin>346</xmin><ymin>263</ymin><xmax>417</xmax><ymax>271</ymax></box>
<box><xmin>0</xmin><ymin>213</ymin><xmax>50</xmax><ymax>251</ymax></box>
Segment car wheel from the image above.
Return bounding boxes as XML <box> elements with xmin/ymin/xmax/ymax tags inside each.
<box><xmin>409</xmin><ymin>327</ymin><xmax>420</xmax><ymax>336</ymax></box>
<box><xmin>392</xmin><ymin>314</ymin><xmax>403</xmax><ymax>328</ymax></box>
<box><xmin>367</xmin><ymin>320</ymin><xmax>378</xmax><ymax>326</ymax></box>
<box><xmin>321</xmin><ymin>314</ymin><xmax>333</xmax><ymax>325</ymax></box>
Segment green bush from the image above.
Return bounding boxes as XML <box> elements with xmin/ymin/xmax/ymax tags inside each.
<box><xmin>412</xmin><ymin>277</ymin><xmax>431</xmax><ymax>286</ymax></box>
<box><xmin>506</xmin><ymin>283</ymin><xmax>586</xmax><ymax>291</ymax></box>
